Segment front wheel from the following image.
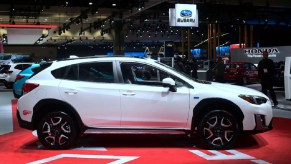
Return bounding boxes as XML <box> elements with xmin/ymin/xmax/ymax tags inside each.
<box><xmin>198</xmin><ymin>110</ymin><xmax>240</xmax><ymax>149</ymax></box>
<box><xmin>37</xmin><ymin>111</ymin><xmax>78</xmax><ymax>149</ymax></box>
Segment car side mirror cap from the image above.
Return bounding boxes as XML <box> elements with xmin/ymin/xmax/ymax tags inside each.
<box><xmin>162</xmin><ymin>78</ymin><xmax>177</xmax><ymax>92</ymax></box>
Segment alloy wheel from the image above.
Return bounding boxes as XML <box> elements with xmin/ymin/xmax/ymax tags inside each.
<box><xmin>37</xmin><ymin>112</ymin><xmax>77</xmax><ymax>149</ymax></box>
<box><xmin>198</xmin><ymin>110</ymin><xmax>239</xmax><ymax>149</ymax></box>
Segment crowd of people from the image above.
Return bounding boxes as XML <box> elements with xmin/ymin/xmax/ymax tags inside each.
<box><xmin>174</xmin><ymin>56</ymin><xmax>223</xmax><ymax>82</ymax></box>
<box><xmin>174</xmin><ymin>57</ymin><xmax>198</xmax><ymax>79</ymax></box>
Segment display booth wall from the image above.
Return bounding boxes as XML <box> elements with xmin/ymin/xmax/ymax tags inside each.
<box><xmin>230</xmin><ymin>46</ymin><xmax>291</xmax><ymax>64</ymax></box>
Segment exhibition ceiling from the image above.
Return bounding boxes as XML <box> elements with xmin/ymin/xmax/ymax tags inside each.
<box><xmin>0</xmin><ymin>0</ymin><xmax>291</xmax><ymax>47</ymax></box>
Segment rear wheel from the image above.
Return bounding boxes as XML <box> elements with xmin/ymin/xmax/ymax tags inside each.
<box><xmin>198</xmin><ymin>110</ymin><xmax>240</xmax><ymax>149</ymax></box>
<box><xmin>37</xmin><ymin>111</ymin><xmax>78</xmax><ymax>149</ymax></box>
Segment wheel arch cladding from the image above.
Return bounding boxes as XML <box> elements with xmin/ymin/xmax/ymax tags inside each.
<box><xmin>192</xmin><ymin>98</ymin><xmax>244</xmax><ymax>130</ymax></box>
<box><xmin>32</xmin><ymin>99</ymin><xmax>85</xmax><ymax>133</ymax></box>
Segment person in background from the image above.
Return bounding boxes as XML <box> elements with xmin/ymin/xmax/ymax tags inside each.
<box><xmin>258</xmin><ymin>51</ymin><xmax>278</xmax><ymax>106</ymax></box>
<box><xmin>174</xmin><ymin>56</ymin><xmax>187</xmax><ymax>73</ymax></box>
<box><xmin>190</xmin><ymin>58</ymin><xmax>198</xmax><ymax>79</ymax></box>
<box><xmin>213</xmin><ymin>57</ymin><xmax>225</xmax><ymax>83</ymax></box>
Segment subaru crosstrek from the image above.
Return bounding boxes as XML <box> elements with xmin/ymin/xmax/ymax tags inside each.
<box><xmin>17</xmin><ymin>56</ymin><xmax>273</xmax><ymax>150</ymax></box>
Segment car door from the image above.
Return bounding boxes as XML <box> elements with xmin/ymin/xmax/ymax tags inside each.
<box><xmin>58</xmin><ymin>61</ymin><xmax>121</xmax><ymax>128</ymax></box>
<box><xmin>119</xmin><ymin>62</ymin><xmax>190</xmax><ymax>129</ymax></box>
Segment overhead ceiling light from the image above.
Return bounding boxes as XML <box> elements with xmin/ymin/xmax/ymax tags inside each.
<box><xmin>89</xmin><ymin>2</ymin><xmax>93</xmax><ymax>6</ymax></box>
<box><xmin>112</xmin><ymin>3</ymin><xmax>117</xmax><ymax>7</ymax></box>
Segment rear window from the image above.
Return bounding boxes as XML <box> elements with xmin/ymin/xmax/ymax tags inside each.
<box><xmin>0</xmin><ymin>65</ymin><xmax>11</xmax><ymax>73</ymax></box>
<box><xmin>29</xmin><ymin>62</ymin><xmax>52</xmax><ymax>78</ymax></box>
<box><xmin>225</xmin><ymin>64</ymin><xmax>240</xmax><ymax>69</ymax></box>
<box><xmin>14</xmin><ymin>64</ymin><xmax>32</xmax><ymax>71</ymax></box>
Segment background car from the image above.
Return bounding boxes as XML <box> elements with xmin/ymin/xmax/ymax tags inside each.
<box><xmin>2</xmin><ymin>62</ymin><xmax>33</xmax><ymax>88</ymax></box>
<box><xmin>224</xmin><ymin>62</ymin><xmax>259</xmax><ymax>85</ymax></box>
<box><xmin>13</xmin><ymin>63</ymin><xmax>40</xmax><ymax>98</ymax></box>
<box><xmin>0</xmin><ymin>54</ymin><xmax>33</xmax><ymax>65</ymax></box>
<box><xmin>274</xmin><ymin>61</ymin><xmax>285</xmax><ymax>87</ymax></box>
<box><xmin>0</xmin><ymin>65</ymin><xmax>10</xmax><ymax>83</ymax></box>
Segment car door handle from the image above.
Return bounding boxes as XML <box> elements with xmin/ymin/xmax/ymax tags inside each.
<box><xmin>122</xmin><ymin>91</ymin><xmax>136</xmax><ymax>96</ymax></box>
<box><xmin>64</xmin><ymin>90</ymin><xmax>78</xmax><ymax>95</ymax></box>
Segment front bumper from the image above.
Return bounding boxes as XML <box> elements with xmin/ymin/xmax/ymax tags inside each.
<box><xmin>17</xmin><ymin>110</ymin><xmax>34</xmax><ymax>130</ymax></box>
<box><xmin>245</xmin><ymin>114</ymin><xmax>272</xmax><ymax>134</ymax></box>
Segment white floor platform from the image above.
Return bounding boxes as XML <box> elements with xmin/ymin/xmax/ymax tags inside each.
<box><xmin>0</xmin><ymin>92</ymin><xmax>13</xmax><ymax>135</ymax></box>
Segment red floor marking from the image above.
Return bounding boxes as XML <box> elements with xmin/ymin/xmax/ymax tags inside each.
<box><xmin>46</xmin><ymin>158</ymin><xmax>116</xmax><ymax>164</ymax></box>
<box><xmin>3</xmin><ymin>99</ymin><xmax>291</xmax><ymax>163</ymax></box>
<box><xmin>11</xmin><ymin>99</ymin><xmax>19</xmax><ymax>131</ymax></box>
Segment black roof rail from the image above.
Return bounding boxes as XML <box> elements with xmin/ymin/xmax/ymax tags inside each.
<box><xmin>57</xmin><ymin>55</ymin><xmax>146</xmax><ymax>61</ymax></box>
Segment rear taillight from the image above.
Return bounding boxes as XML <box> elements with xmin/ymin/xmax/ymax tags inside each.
<box><xmin>5</xmin><ymin>70</ymin><xmax>13</xmax><ymax>74</ymax></box>
<box><xmin>15</xmin><ymin>75</ymin><xmax>25</xmax><ymax>81</ymax></box>
<box><xmin>23</xmin><ymin>83</ymin><xmax>39</xmax><ymax>93</ymax></box>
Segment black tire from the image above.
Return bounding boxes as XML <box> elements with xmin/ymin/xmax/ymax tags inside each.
<box><xmin>37</xmin><ymin>111</ymin><xmax>78</xmax><ymax>150</ymax></box>
<box><xmin>198</xmin><ymin>110</ymin><xmax>240</xmax><ymax>150</ymax></box>
<box><xmin>4</xmin><ymin>82</ymin><xmax>13</xmax><ymax>89</ymax></box>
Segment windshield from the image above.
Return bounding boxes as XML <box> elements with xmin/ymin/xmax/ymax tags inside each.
<box><xmin>155</xmin><ymin>60</ymin><xmax>212</xmax><ymax>84</ymax></box>
<box><xmin>155</xmin><ymin>60</ymin><xmax>194</xmax><ymax>80</ymax></box>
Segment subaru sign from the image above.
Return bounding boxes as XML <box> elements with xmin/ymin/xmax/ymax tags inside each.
<box><xmin>180</xmin><ymin>10</ymin><xmax>192</xmax><ymax>17</ymax></box>
<box><xmin>169</xmin><ymin>4</ymin><xmax>198</xmax><ymax>27</ymax></box>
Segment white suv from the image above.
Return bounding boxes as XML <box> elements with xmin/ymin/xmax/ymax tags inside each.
<box><xmin>17</xmin><ymin>57</ymin><xmax>273</xmax><ymax>150</ymax></box>
<box><xmin>1</xmin><ymin>62</ymin><xmax>33</xmax><ymax>88</ymax></box>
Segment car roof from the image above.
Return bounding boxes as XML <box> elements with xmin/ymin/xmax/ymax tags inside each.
<box><xmin>7</xmin><ymin>62</ymin><xmax>34</xmax><ymax>65</ymax></box>
<box><xmin>59</xmin><ymin>55</ymin><xmax>145</xmax><ymax>60</ymax></box>
<box><xmin>56</xmin><ymin>56</ymin><xmax>155</xmax><ymax>65</ymax></box>
<box><xmin>48</xmin><ymin>56</ymin><xmax>157</xmax><ymax>71</ymax></box>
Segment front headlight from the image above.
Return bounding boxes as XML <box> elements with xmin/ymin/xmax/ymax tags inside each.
<box><xmin>239</xmin><ymin>94</ymin><xmax>268</xmax><ymax>105</ymax></box>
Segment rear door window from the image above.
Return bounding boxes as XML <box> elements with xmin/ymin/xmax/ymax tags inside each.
<box><xmin>52</xmin><ymin>62</ymin><xmax>115</xmax><ymax>83</ymax></box>
<box><xmin>79</xmin><ymin>62</ymin><xmax>114</xmax><ymax>83</ymax></box>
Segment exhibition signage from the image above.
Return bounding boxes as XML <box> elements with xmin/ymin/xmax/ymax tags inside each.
<box><xmin>243</xmin><ymin>48</ymin><xmax>280</xmax><ymax>58</ymax></box>
<box><xmin>169</xmin><ymin>4</ymin><xmax>199</xmax><ymax>27</ymax></box>
<box><xmin>231</xmin><ymin>46</ymin><xmax>291</xmax><ymax>63</ymax></box>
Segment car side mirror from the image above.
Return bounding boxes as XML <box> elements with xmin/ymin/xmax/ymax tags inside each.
<box><xmin>162</xmin><ymin>77</ymin><xmax>177</xmax><ymax>92</ymax></box>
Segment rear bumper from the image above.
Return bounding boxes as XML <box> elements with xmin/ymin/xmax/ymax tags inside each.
<box><xmin>17</xmin><ymin>109</ymin><xmax>34</xmax><ymax>130</ymax></box>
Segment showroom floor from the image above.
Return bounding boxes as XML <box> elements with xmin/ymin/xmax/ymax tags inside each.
<box><xmin>1</xmin><ymin>83</ymin><xmax>291</xmax><ymax>164</ymax></box>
